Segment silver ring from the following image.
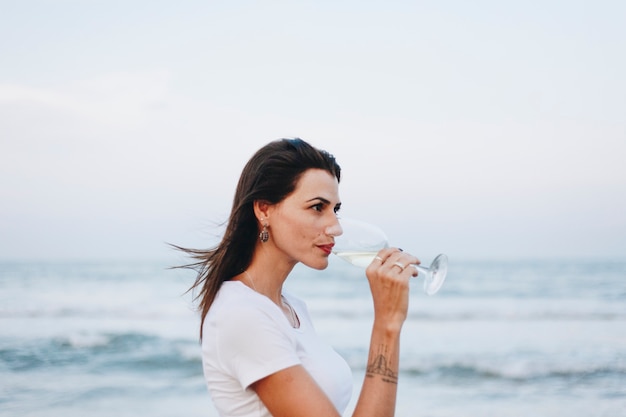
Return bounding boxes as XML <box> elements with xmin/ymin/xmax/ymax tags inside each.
<box><xmin>374</xmin><ymin>256</ymin><xmax>384</xmax><ymax>262</ymax></box>
<box><xmin>393</xmin><ymin>262</ymin><xmax>406</xmax><ymax>271</ymax></box>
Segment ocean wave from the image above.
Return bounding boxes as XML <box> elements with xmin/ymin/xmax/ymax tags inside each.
<box><xmin>0</xmin><ymin>331</ymin><xmax>201</xmax><ymax>374</ymax></box>
<box><xmin>309</xmin><ymin>310</ymin><xmax>626</xmax><ymax>321</ymax></box>
<box><xmin>3</xmin><ymin>330</ymin><xmax>624</xmax><ymax>392</ymax></box>
<box><xmin>3</xmin><ymin>302</ymin><xmax>625</xmax><ymax>322</ymax></box>
<box><xmin>335</xmin><ymin>344</ymin><xmax>626</xmax><ymax>385</ymax></box>
<box><xmin>307</xmin><ymin>297</ymin><xmax>626</xmax><ymax>321</ymax></box>
<box><xmin>338</xmin><ymin>355</ymin><xmax>626</xmax><ymax>384</ymax></box>
<box><xmin>308</xmin><ymin>307</ymin><xmax>626</xmax><ymax>321</ymax></box>
<box><xmin>400</xmin><ymin>361</ymin><xmax>626</xmax><ymax>382</ymax></box>
<box><xmin>0</xmin><ymin>304</ymin><xmax>195</xmax><ymax>320</ymax></box>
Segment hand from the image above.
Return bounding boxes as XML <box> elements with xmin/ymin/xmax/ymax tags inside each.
<box><xmin>365</xmin><ymin>248</ymin><xmax>420</xmax><ymax>331</ymax></box>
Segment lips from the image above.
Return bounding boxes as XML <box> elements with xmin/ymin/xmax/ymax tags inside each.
<box><xmin>318</xmin><ymin>244</ymin><xmax>334</xmax><ymax>255</ymax></box>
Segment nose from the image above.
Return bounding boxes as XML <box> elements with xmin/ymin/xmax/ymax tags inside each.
<box><xmin>325</xmin><ymin>217</ymin><xmax>343</xmax><ymax>237</ymax></box>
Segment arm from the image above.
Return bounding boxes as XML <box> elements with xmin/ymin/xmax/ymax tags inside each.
<box><xmin>352</xmin><ymin>247</ymin><xmax>415</xmax><ymax>417</ymax></box>
<box><xmin>351</xmin><ymin>323</ymin><xmax>402</xmax><ymax>417</ymax></box>
<box><xmin>252</xmin><ymin>365</ymin><xmax>342</xmax><ymax>417</ymax></box>
<box><xmin>252</xmin><ymin>247</ymin><xmax>416</xmax><ymax>417</ymax></box>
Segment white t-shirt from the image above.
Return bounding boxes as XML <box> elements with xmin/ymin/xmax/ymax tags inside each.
<box><xmin>201</xmin><ymin>281</ymin><xmax>353</xmax><ymax>416</ymax></box>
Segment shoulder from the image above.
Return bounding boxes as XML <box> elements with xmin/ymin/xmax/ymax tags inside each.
<box><xmin>202</xmin><ymin>282</ymin><xmax>302</xmax><ymax>383</ymax></box>
<box><xmin>211</xmin><ymin>282</ymin><xmax>271</xmax><ymax>318</ymax></box>
<box><xmin>205</xmin><ymin>282</ymin><xmax>292</xmax><ymax>340</ymax></box>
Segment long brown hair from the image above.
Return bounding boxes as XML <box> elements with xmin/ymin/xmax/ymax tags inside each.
<box><xmin>175</xmin><ymin>138</ymin><xmax>341</xmax><ymax>339</ymax></box>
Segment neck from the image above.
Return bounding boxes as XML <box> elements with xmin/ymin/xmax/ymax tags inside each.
<box><xmin>240</xmin><ymin>267</ymin><xmax>287</xmax><ymax>305</ymax></box>
<box><xmin>241</xmin><ymin>268</ymin><xmax>300</xmax><ymax>328</ymax></box>
<box><xmin>242</xmin><ymin>249</ymin><xmax>294</xmax><ymax>300</ymax></box>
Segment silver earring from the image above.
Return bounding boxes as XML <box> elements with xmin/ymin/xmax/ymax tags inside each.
<box><xmin>259</xmin><ymin>224</ymin><xmax>269</xmax><ymax>243</ymax></box>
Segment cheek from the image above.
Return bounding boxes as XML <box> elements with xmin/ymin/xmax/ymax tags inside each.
<box><xmin>273</xmin><ymin>220</ymin><xmax>304</xmax><ymax>247</ymax></box>
<box><xmin>273</xmin><ymin>223</ymin><xmax>313</xmax><ymax>254</ymax></box>
<box><xmin>290</xmin><ymin>229</ymin><xmax>313</xmax><ymax>250</ymax></box>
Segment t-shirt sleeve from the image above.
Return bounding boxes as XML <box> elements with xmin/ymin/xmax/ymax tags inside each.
<box><xmin>215</xmin><ymin>303</ymin><xmax>301</xmax><ymax>389</ymax></box>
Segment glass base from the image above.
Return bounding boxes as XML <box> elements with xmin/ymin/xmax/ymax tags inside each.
<box><xmin>423</xmin><ymin>254</ymin><xmax>448</xmax><ymax>295</ymax></box>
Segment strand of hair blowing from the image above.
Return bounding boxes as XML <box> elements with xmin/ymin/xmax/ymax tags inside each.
<box><xmin>172</xmin><ymin>201</ymin><xmax>257</xmax><ymax>340</ymax></box>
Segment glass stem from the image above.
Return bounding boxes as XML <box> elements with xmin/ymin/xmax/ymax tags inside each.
<box><xmin>411</xmin><ymin>263</ymin><xmax>431</xmax><ymax>276</ymax></box>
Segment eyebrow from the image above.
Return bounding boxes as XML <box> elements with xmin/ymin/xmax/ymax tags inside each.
<box><xmin>306</xmin><ymin>197</ymin><xmax>341</xmax><ymax>208</ymax></box>
<box><xmin>306</xmin><ymin>197</ymin><xmax>331</xmax><ymax>204</ymax></box>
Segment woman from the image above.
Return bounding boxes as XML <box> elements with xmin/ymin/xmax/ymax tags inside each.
<box><xmin>180</xmin><ymin>138</ymin><xmax>419</xmax><ymax>417</ymax></box>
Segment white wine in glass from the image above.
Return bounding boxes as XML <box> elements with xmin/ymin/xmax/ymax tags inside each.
<box><xmin>332</xmin><ymin>218</ymin><xmax>447</xmax><ymax>295</ymax></box>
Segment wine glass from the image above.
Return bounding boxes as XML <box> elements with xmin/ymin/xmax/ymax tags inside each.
<box><xmin>332</xmin><ymin>218</ymin><xmax>448</xmax><ymax>295</ymax></box>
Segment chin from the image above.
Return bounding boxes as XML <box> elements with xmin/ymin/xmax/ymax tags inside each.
<box><xmin>303</xmin><ymin>258</ymin><xmax>330</xmax><ymax>271</ymax></box>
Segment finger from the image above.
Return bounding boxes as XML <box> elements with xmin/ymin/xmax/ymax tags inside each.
<box><xmin>386</xmin><ymin>251</ymin><xmax>418</xmax><ymax>267</ymax></box>
<box><xmin>372</xmin><ymin>247</ymin><xmax>402</xmax><ymax>265</ymax></box>
<box><xmin>385</xmin><ymin>251</ymin><xmax>421</xmax><ymax>278</ymax></box>
<box><xmin>391</xmin><ymin>261</ymin><xmax>407</xmax><ymax>272</ymax></box>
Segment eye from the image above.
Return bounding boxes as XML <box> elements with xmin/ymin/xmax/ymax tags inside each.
<box><xmin>311</xmin><ymin>203</ymin><xmax>324</xmax><ymax>212</ymax></box>
<box><xmin>333</xmin><ymin>204</ymin><xmax>341</xmax><ymax>215</ymax></box>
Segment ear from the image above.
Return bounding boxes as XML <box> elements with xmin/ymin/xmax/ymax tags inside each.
<box><xmin>253</xmin><ymin>200</ymin><xmax>271</xmax><ymax>224</ymax></box>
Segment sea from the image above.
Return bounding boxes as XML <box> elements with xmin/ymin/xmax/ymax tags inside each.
<box><xmin>1</xmin><ymin>256</ymin><xmax>625</xmax><ymax>417</ymax></box>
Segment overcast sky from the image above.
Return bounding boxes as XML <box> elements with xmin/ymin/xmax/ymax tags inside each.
<box><xmin>1</xmin><ymin>1</ymin><xmax>624</xmax><ymax>262</ymax></box>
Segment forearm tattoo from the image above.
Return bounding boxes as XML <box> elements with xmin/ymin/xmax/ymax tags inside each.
<box><xmin>366</xmin><ymin>345</ymin><xmax>398</xmax><ymax>384</ymax></box>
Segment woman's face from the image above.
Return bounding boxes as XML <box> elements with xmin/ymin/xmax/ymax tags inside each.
<box><xmin>267</xmin><ymin>168</ymin><xmax>342</xmax><ymax>270</ymax></box>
